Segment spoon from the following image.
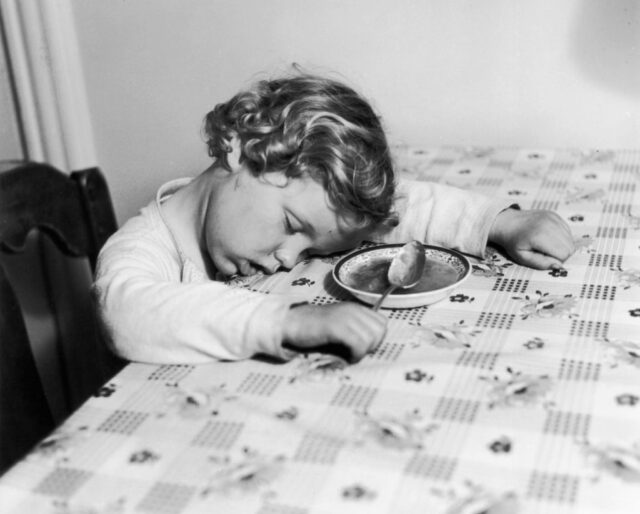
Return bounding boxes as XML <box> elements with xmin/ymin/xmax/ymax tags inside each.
<box><xmin>372</xmin><ymin>240</ymin><xmax>426</xmax><ymax>311</ymax></box>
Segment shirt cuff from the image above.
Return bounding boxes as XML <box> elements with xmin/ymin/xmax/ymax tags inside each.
<box><xmin>470</xmin><ymin>197</ymin><xmax>517</xmax><ymax>259</ymax></box>
<box><xmin>244</xmin><ymin>295</ymin><xmax>301</xmax><ymax>361</ymax></box>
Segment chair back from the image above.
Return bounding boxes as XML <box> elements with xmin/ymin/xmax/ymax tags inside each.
<box><xmin>0</xmin><ymin>162</ymin><xmax>120</xmax><ymax>473</ymax></box>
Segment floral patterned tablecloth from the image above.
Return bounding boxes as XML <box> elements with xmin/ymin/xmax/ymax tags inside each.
<box><xmin>1</xmin><ymin>146</ymin><xmax>639</xmax><ymax>514</ymax></box>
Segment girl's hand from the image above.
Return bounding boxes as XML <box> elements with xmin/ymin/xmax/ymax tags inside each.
<box><xmin>488</xmin><ymin>209</ymin><xmax>576</xmax><ymax>269</ymax></box>
<box><xmin>282</xmin><ymin>303</ymin><xmax>387</xmax><ymax>362</ymax></box>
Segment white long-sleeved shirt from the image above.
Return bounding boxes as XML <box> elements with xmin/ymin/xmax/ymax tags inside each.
<box><xmin>93</xmin><ymin>178</ymin><xmax>512</xmax><ymax>364</ymax></box>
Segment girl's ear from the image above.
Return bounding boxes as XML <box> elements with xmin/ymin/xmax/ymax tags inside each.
<box><xmin>263</xmin><ymin>170</ymin><xmax>290</xmax><ymax>188</ymax></box>
<box><xmin>226</xmin><ymin>134</ymin><xmax>242</xmax><ymax>172</ymax></box>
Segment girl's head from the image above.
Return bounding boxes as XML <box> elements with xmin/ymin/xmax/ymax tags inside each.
<box><xmin>203</xmin><ymin>72</ymin><xmax>397</xmax><ymax>231</ymax></box>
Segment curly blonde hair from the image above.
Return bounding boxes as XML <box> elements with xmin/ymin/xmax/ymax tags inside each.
<box><xmin>203</xmin><ymin>73</ymin><xmax>397</xmax><ymax>228</ymax></box>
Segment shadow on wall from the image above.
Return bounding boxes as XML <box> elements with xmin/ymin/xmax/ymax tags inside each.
<box><xmin>571</xmin><ymin>0</ymin><xmax>640</xmax><ymax>99</ymax></box>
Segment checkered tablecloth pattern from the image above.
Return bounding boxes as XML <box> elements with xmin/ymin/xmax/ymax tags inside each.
<box><xmin>1</xmin><ymin>147</ymin><xmax>639</xmax><ymax>513</ymax></box>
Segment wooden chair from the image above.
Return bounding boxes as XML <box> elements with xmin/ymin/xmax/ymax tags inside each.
<box><xmin>0</xmin><ymin>161</ymin><xmax>122</xmax><ymax>473</ymax></box>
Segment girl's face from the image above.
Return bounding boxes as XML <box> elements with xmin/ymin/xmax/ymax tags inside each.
<box><xmin>203</xmin><ymin>165</ymin><xmax>369</xmax><ymax>277</ymax></box>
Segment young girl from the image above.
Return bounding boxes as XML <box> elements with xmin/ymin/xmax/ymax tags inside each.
<box><xmin>94</xmin><ymin>73</ymin><xmax>575</xmax><ymax>364</ymax></box>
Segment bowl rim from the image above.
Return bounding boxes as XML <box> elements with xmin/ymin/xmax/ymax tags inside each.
<box><xmin>332</xmin><ymin>243</ymin><xmax>472</xmax><ymax>300</ymax></box>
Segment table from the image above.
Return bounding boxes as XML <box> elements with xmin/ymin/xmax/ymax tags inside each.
<box><xmin>1</xmin><ymin>146</ymin><xmax>639</xmax><ymax>513</ymax></box>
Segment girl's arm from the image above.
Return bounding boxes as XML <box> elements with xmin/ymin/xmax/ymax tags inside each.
<box><xmin>378</xmin><ymin>179</ymin><xmax>513</xmax><ymax>256</ymax></box>
<box><xmin>94</xmin><ymin>219</ymin><xmax>296</xmax><ymax>364</ymax></box>
<box><xmin>380</xmin><ymin>178</ymin><xmax>574</xmax><ymax>268</ymax></box>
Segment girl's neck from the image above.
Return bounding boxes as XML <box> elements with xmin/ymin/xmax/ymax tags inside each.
<box><xmin>161</xmin><ymin>166</ymin><xmax>219</xmax><ymax>277</ymax></box>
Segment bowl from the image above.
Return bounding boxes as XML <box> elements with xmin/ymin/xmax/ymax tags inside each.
<box><xmin>332</xmin><ymin>243</ymin><xmax>471</xmax><ymax>309</ymax></box>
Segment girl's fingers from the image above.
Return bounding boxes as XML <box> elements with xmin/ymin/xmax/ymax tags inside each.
<box><xmin>518</xmin><ymin>250</ymin><xmax>565</xmax><ymax>270</ymax></box>
<box><xmin>529</xmin><ymin>224</ymin><xmax>576</xmax><ymax>262</ymax></box>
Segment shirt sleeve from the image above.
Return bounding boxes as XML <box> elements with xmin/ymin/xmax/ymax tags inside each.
<box><xmin>375</xmin><ymin>178</ymin><xmax>514</xmax><ymax>257</ymax></box>
<box><xmin>93</xmin><ymin>214</ymin><xmax>297</xmax><ymax>364</ymax></box>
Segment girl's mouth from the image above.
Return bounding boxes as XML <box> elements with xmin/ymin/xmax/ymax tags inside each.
<box><xmin>238</xmin><ymin>260</ymin><xmax>260</xmax><ymax>276</ymax></box>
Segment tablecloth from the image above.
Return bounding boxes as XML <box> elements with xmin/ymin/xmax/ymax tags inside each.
<box><xmin>1</xmin><ymin>146</ymin><xmax>639</xmax><ymax>514</ymax></box>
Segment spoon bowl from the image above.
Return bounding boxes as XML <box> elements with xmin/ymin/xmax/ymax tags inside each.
<box><xmin>372</xmin><ymin>240</ymin><xmax>426</xmax><ymax>311</ymax></box>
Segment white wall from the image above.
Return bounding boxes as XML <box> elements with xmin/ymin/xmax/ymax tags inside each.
<box><xmin>71</xmin><ymin>0</ymin><xmax>640</xmax><ymax>224</ymax></box>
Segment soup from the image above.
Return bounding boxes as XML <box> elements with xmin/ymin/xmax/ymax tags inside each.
<box><xmin>344</xmin><ymin>255</ymin><xmax>459</xmax><ymax>294</ymax></box>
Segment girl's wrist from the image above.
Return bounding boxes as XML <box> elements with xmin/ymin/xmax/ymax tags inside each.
<box><xmin>488</xmin><ymin>206</ymin><xmax>520</xmax><ymax>246</ymax></box>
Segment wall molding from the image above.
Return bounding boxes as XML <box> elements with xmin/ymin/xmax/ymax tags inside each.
<box><xmin>0</xmin><ymin>0</ymin><xmax>96</xmax><ymax>170</ymax></box>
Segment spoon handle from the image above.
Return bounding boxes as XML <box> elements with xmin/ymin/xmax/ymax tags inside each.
<box><xmin>372</xmin><ymin>284</ymin><xmax>396</xmax><ymax>312</ymax></box>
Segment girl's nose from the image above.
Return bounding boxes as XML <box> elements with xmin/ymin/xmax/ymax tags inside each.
<box><xmin>274</xmin><ymin>247</ymin><xmax>305</xmax><ymax>270</ymax></box>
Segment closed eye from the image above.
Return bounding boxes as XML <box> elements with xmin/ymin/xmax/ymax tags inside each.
<box><xmin>295</xmin><ymin>250</ymin><xmax>310</xmax><ymax>264</ymax></box>
<box><xmin>284</xmin><ymin>214</ymin><xmax>296</xmax><ymax>235</ymax></box>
